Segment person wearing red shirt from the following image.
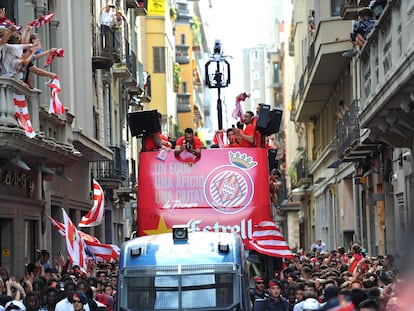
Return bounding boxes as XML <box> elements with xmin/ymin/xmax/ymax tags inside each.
<box><xmin>224</xmin><ymin>128</ymin><xmax>240</xmax><ymax>148</ymax></box>
<box><xmin>348</xmin><ymin>243</ymin><xmax>363</xmax><ymax>274</ymax></box>
<box><xmin>174</xmin><ymin>127</ymin><xmax>202</xmax><ymax>158</ymax></box>
<box><xmin>235</xmin><ymin>111</ymin><xmax>256</xmax><ymax>147</ymax></box>
<box><xmin>143</xmin><ymin>113</ymin><xmax>171</xmax><ymax>151</ymax></box>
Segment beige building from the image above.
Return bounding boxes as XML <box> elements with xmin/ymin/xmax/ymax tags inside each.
<box><xmin>289</xmin><ymin>0</ymin><xmax>413</xmax><ymax>255</ymax></box>
<box><xmin>0</xmin><ymin>0</ymin><xmax>149</xmax><ymax>277</ymax></box>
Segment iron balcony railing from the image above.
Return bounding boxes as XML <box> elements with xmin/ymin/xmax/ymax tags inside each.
<box><xmin>92</xmin><ymin>146</ymin><xmax>128</xmax><ymax>182</ymax></box>
<box><xmin>337</xmin><ymin>99</ymin><xmax>360</xmax><ymax>156</ymax></box>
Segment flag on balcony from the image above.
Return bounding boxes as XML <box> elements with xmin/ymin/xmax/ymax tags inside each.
<box><xmin>79</xmin><ymin>179</ymin><xmax>105</xmax><ymax>227</ymax></box>
<box><xmin>62</xmin><ymin>208</ymin><xmax>88</xmax><ymax>273</ymax></box>
<box><xmin>44</xmin><ymin>48</ymin><xmax>64</xmax><ymax>68</ymax></box>
<box><xmin>48</xmin><ymin>77</ymin><xmax>65</xmax><ymax>115</ymax></box>
<box><xmin>49</xmin><ymin>215</ymin><xmax>119</xmax><ymax>261</ymax></box>
<box><xmin>0</xmin><ymin>17</ymin><xmax>22</xmax><ymax>31</ymax></box>
<box><xmin>247</xmin><ymin>219</ymin><xmax>294</xmax><ymax>259</ymax></box>
<box><xmin>13</xmin><ymin>93</ymin><xmax>36</xmax><ymax>138</ymax></box>
<box><xmin>27</xmin><ymin>13</ymin><xmax>55</xmax><ymax>28</ymax></box>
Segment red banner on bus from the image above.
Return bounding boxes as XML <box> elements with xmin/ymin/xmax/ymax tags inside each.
<box><xmin>137</xmin><ymin>148</ymin><xmax>271</xmax><ymax>245</ymax></box>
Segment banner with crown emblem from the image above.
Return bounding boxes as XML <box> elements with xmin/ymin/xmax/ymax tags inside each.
<box><xmin>137</xmin><ymin>148</ymin><xmax>271</xmax><ymax>247</ymax></box>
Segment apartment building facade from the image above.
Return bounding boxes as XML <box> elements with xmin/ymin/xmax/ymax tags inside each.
<box><xmin>0</xmin><ymin>0</ymin><xmax>149</xmax><ymax>277</ymax></box>
<box><xmin>290</xmin><ymin>0</ymin><xmax>413</xmax><ymax>255</ymax></box>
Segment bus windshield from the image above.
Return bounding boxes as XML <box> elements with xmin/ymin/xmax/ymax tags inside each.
<box><xmin>117</xmin><ymin>264</ymin><xmax>242</xmax><ymax>310</ymax></box>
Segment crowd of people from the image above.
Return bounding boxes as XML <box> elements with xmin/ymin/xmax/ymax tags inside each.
<box><xmin>0</xmin><ymin>250</ymin><xmax>118</xmax><ymax>311</ymax></box>
<box><xmin>250</xmin><ymin>241</ymin><xmax>413</xmax><ymax>311</ymax></box>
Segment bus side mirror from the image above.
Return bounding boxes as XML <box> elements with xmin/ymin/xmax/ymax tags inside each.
<box><xmin>253</xmin><ymin>298</ymin><xmax>266</xmax><ymax>311</ymax></box>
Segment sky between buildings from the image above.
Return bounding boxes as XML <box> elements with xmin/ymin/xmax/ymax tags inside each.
<box><xmin>200</xmin><ymin>0</ymin><xmax>292</xmax><ymax>129</ymax></box>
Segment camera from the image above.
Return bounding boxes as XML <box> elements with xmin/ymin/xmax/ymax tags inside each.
<box><xmin>185</xmin><ymin>142</ymin><xmax>191</xmax><ymax>150</ymax></box>
<box><xmin>350</xmin><ymin>33</ymin><xmax>356</xmax><ymax>42</ymax></box>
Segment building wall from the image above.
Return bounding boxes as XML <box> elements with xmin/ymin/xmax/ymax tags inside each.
<box><xmin>175</xmin><ymin>19</ymin><xmax>195</xmax><ymax>130</ymax></box>
<box><xmin>145</xmin><ymin>6</ymin><xmax>176</xmax><ymax>122</ymax></box>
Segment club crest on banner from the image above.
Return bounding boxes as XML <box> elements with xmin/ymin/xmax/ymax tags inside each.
<box><xmin>204</xmin><ymin>152</ymin><xmax>255</xmax><ymax>214</ymax></box>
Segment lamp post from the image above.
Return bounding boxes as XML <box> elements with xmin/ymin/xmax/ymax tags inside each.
<box><xmin>205</xmin><ymin>40</ymin><xmax>231</xmax><ymax>130</ymax></box>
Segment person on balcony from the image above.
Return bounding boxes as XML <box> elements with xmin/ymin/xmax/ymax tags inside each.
<box><xmin>112</xmin><ymin>11</ymin><xmax>123</xmax><ymax>30</ymax></box>
<box><xmin>350</xmin><ymin>7</ymin><xmax>375</xmax><ymax>47</ymax></box>
<box><xmin>19</xmin><ymin>37</ymin><xmax>58</xmax><ymax>89</ymax></box>
<box><xmin>0</xmin><ymin>27</ymin><xmax>36</xmax><ymax>81</ymax></box>
<box><xmin>111</xmin><ymin>11</ymin><xmax>123</xmax><ymax>52</ymax></box>
<box><xmin>99</xmin><ymin>4</ymin><xmax>116</xmax><ymax>50</ymax></box>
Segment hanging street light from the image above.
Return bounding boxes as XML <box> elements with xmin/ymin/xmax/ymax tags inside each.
<box><xmin>205</xmin><ymin>40</ymin><xmax>231</xmax><ymax>130</ymax></box>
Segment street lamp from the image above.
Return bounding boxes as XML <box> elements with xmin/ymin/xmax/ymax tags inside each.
<box><xmin>205</xmin><ymin>40</ymin><xmax>231</xmax><ymax>130</ymax></box>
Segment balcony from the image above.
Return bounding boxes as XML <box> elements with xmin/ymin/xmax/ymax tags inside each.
<box><xmin>112</xmin><ymin>63</ymin><xmax>131</xmax><ymax>79</ymax></box>
<box><xmin>292</xmin><ymin>158</ymin><xmax>312</xmax><ymax>188</ymax></box>
<box><xmin>127</xmin><ymin>0</ymin><xmax>147</xmax><ymax>16</ymax></box>
<box><xmin>92</xmin><ymin>146</ymin><xmax>128</xmax><ymax>190</ymax></box>
<box><xmin>337</xmin><ymin>99</ymin><xmax>378</xmax><ymax>162</ymax></box>
<box><xmin>123</xmin><ymin>51</ymin><xmax>144</xmax><ymax>96</ymax></box>
<box><xmin>176</xmin><ymin>45</ymin><xmax>190</xmax><ymax>64</ymax></box>
<box><xmin>339</xmin><ymin>0</ymin><xmax>359</xmax><ymax>20</ymax></box>
<box><xmin>92</xmin><ymin>23</ymin><xmax>126</xmax><ymax>70</ymax></box>
<box><xmin>358</xmin><ymin>0</ymin><xmax>414</xmax><ymax>148</ymax></box>
<box><xmin>177</xmin><ymin>1</ymin><xmax>192</xmax><ymax>21</ymax></box>
<box><xmin>0</xmin><ymin>77</ymin><xmax>81</xmax><ymax>171</ymax></box>
<box><xmin>177</xmin><ymin>93</ymin><xmax>191</xmax><ymax>113</ymax></box>
<box><xmin>295</xmin><ymin>17</ymin><xmax>353</xmax><ymax>122</ymax></box>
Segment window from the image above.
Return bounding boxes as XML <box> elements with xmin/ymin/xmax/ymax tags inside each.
<box><xmin>181</xmin><ymin>33</ymin><xmax>186</xmax><ymax>45</ymax></box>
<box><xmin>182</xmin><ymin>82</ymin><xmax>187</xmax><ymax>94</ymax></box>
<box><xmin>153</xmin><ymin>47</ymin><xmax>166</xmax><ymax>73</ymax></box>
<box><xmin>273</xmin><ymin>63</ymin><xmax>280</xmax><ymax>84</ymax></box>
<box><xmin>251</xmin><ymin>50</ymin><xmax>258</xmax><ymax>61</ymax></box>
<box><xmin>24</xmin><ymin>220</ymin><xmax>38</xmax><ymax>262</ymax></box>
<box><xmin>331</xmin><ymin>0</ymin><xmax>341</xmax><ymax>16</ymax></box>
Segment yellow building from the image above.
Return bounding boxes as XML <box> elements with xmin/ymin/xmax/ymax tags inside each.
<box><xmin>145</xmin><ymin>0</ymin><xmax>177</xmax><ymax>136</ymax></box>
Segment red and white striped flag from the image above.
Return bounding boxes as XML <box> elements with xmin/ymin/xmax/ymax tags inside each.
<box><xmin>48</xmin><ymin>77</ymin><xmax>65</xmax><ymax>115</ymax></box>
<box><xmin>49</xmin><ymin>216</ymin><xmax>119</xmax><ymax>261</ymax></box>
<box><xmin>62</xmin><ymin>208</ymin><xmax>88</xmax><ymax>273</ymax></box>
<box><xmin>0</xmin><ymin>17</ymin><xmax>22</xmax><ymax>31</ymax></box>
<box><xmin>49</xmin><ymin>216</ymin><xmax>65</xmax><ymax>236</ymax></box>
<box><xmin>44</xmin><ymin>48</ymin><xmax>64</xmax><ymax>68</ymax></box>
<box><xmin>247</xmin><ymin>219</ymin><xmax>294</xmax><ymax>259</ymax></box>
<box><xmin>232</xmin><ymin>92</ymin><xmax>249</xmax><ymax>120</ymax></box>
<box><xmin>13</xmin><ymin>93</ymin><xmax>36</xmax><ymax>138</ymax></box>
<box><xmin>213</xmin><ymin>131</ymin><xmax>224</xmax><ymax>148</ymax></box>
<box><xmin>27</xmin><ymin>13</ymin><xmax>55</xmax><ymax>28</ymax></box>
<box><xmin>84</xmin><ymin>241</ymin><xmax>119</xmax><ymax>262</ymax></box>
<box><xmin>79</xmin><ymin>179</ymin><xmax>105</xmax><ymax>227</ymax></box>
